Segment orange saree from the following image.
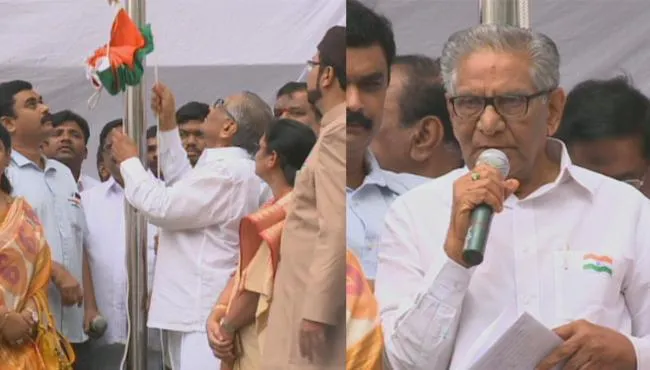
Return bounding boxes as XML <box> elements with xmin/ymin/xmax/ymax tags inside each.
<box><xmin>346</xmin><ymin>249</ymin><xmax>383</xmax><ymax>370</ymax></box>
<box><xmin>222</xmin><ymin>192</ymin><xmax>293</xmax><ymax>370</ymax></box>
<box><xmin>0</xmin><ymin>198</ymin><xmax>74</xmax><ymax>370</ymax></box>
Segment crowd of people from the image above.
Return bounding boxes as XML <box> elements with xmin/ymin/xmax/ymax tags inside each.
<box><xmin>2</xmin><ymin>0</ymin><xmax>650</xmax><ymax>369</ymax></box>
<box><xmin>0</xmin><ymin>17</ymin><xmax>345</xmax><ymax>370</ymax></box>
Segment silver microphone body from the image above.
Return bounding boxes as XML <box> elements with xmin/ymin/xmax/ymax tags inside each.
<box><xmin>462</xmin><ymin>149</ymin><xmax>510</xmax><ymax>266</ymax></box>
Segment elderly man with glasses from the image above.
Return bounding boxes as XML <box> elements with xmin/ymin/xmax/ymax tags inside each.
<box><xmin>375</xmin><ymin>25</ymin><xmax>650</xmax><ymax>370</ymax></box>
<box><xmin>109</xmin><ymin>83</ymin><xmax>273</xmax><ymax>370</ymax></box>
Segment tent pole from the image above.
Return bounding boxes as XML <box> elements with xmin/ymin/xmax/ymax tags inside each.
<box><xmin>124</xmin><ymin>0</ymin><xmax>148</xmax><ymax>368</ymax></box>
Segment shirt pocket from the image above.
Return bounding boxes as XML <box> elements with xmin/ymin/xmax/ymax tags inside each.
<box><xmin>553</xmin><ymin>250</ymin><xmax>627</xmax><ymax>323</ymax></box>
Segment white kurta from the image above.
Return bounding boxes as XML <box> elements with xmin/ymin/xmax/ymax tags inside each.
<box><xmin>376</xmin><ymin>140</ymin><xmax>650</xmax><ymax>370</ymax></box>
<box><xmin>81</xmin><ymin>177</ymin><xmax>158</xmax><ymax>345</ymax></box>
<box><xmin>120</xmin><ymin>128</ymin><xmax>262</xmax><ymax>334</ymax></box>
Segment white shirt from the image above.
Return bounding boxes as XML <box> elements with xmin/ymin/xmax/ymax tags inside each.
<box><xmin>81</xmin><ymin>177</ymin><xmax>157</xmax><ymax>345</ymax></box>
<box><xmin>78</xmin><ymin>173</ymin><xmax>101</xmax><ymax>192</ymax></box>
<box><xmin>376</xmin><ymin>140</ymin><xmax>650</xmax><ymax>370</ymax></box>
<box><xmin>120</xmin><ymin>127</ymin><xmax>262</xmax><ymax>332</ymax></box>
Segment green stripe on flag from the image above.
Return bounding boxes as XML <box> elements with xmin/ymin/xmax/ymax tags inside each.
<box><xmin>583</xmin><ymin>263</ymin><xmax>612</xmax><ymax>276</ymax></box>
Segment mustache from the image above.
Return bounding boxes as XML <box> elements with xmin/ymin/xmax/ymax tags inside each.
<box><xmin>346</xmin><ymin>110</ymin><xmax>373</xmax><ymax>130</ymax></box>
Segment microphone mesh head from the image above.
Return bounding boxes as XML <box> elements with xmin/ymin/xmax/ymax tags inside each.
<box><xmin>476</xmin><ymin>149</ymin><xmax>510</xmax><ymax>177</ymax></box>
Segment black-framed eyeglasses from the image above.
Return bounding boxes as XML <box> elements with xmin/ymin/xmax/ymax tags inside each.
<box><xmin>449</xmin><ymin>89</ymin><xmax>553</xmax><ymax>119</ymax></box>
<box><xmin>213</xmin><ymin>98</ymin><xmax>237</xmax><ymax>123</ymax></box>
<box><xmin>306</xmin><ymin>60</ymin><xmax>321</xmax><ymax>71</ymax></box>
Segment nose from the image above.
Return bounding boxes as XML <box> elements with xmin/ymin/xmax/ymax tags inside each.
<box><xmin>477</xmin><ymin>105</ymin><xmax>506</xmax><ymax>136</ymax></box>
<box><xmin>346</xmin><ymin>85</ymin><xmax>363</xmax><ymax>112</ymax></box>
<box><xmin>39</xmin><ymin>102</ymin><xmax>50</xmax><ymax>115</ymax></box>
<box><xmin>280</xmin><ymin>111</ymin><xmax>291</xmax><ymax>119</ymax></box>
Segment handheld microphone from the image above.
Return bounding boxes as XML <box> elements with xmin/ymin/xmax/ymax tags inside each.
<box><xmin>87</xmin><ymin>315</ymin><xmax>108</xmax><ymax>339</ymax></box>
<box><xmin>462</xmin><ymin>149</ymin><xmax>510</xmax><ymax>267</ymax></box>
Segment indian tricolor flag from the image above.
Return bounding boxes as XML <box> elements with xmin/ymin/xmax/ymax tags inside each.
<box><xmin>582</xmin><ymin>253</ymin><xmax>613</xmax><ymax>276</ymax></box>
<box><xmin>85</xmin><ymin>6</ymin><xmax>154</xmax><ymax>96</ymax></box>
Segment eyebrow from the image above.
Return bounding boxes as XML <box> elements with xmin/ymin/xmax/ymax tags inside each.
<box><xmin>357</xmin><ymin>72</ymin><xmax>385</xmax><ymax>83</ymax></box>
<box><xmin>24</xmin><ymin>96</ymin><xmax>41</xmax><ymax>105</ymax></box>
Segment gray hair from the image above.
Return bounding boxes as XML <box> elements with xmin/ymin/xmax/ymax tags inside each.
<box><xmin>228</xmin><ymin>91</ymin><xmax>274</xmax><ymax>156</ymax></box>
<box><xmin>440</xmin><ymin>25</ymin><xmax>560</xmax><ymax>95</ymax></box>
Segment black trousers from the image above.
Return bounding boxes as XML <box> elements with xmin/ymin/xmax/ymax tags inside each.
<box><xmin>73</xmin><ymin>341</ymin><xmax>164</xmax><ymax>370</ymax></box>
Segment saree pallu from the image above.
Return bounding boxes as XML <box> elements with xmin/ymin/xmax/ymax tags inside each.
<box><xmin>346</xmin><ymin>249</ymin><xmax>383</xmax><ymax>370</ymax></box>
<box><xmin>0</xmin><ymin>198</ymin><xmax>74</xmax><ymax>370</ymax></box>
<box><xmin>222</xmin><ymin>192</ymin><xmax>293</xmax><ymax>370</ymax></box>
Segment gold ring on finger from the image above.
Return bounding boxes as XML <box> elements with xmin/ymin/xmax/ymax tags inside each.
<box><xmin>471</xmin><ymin>172</ymin><xmax>481</xmax><ymax>181</ymax></box>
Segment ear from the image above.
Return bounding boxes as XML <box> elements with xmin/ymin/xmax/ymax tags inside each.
<box><xmin>82</xmin><ymin>146</ymin><xmax>88</xmax><ymax>161</ymax></box>
<box><xmin>1</xmin><ymin>116</ymin><xmax>16</xmax><ymax>135</ymax></box>
<box><xmin>546</xmin><ymin>88</ymin><xmax>566</xmax><ymax>137</ymax></box>
<box><xmin>268</xmin><ymin>150</ymin><xmax>279</xmax><ymax>168</ymax></box>
<box><xmin>319</xmin><ymin>66</ymin><xmax>336</xmax><ymax>89</ymax></box>
<box><xmin>220</xmin><ymin>119</ymin><xmax>239</xmax><ymax>140</ymax></box>
<box><xmin>410</xmin><ymin>115</ymin><xmax>444</xmax><ymax>162</ymax></box>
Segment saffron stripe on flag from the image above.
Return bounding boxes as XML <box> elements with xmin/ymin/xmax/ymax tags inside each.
<box><xmin>583</xmin><ymin>253</ymin><xmax>613</xmax><ymax>264</ymax></box>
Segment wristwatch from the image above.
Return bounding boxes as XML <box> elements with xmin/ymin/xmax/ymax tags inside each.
<box><xmin>219</xmin><ymin>318</ymin><xmax>236</xmax><ymax>335</ymax></box>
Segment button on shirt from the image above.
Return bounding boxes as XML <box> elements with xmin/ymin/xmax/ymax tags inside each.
<box><xmin>120</xmin><ymin>128</ymin><xmax>263</xmax><ymax>332</ymax></box>
<box><xmin>81</xmin><ymin>177</ymin><xmax>157</xmax><ymax>345</ymax></box>
<box><xmin>346</xmin><ymin>152</ymin><xmax>428</xmax><ymax>279</ymax></box>
<box><xmin>376</xmin><ymin>140</ymin><xmax>650</xmax><ymax>370</ymax></box>
<box><xmin>7</xmin><ymin>151</ymin><xmax>87</xmax><ymax>343</ymax></box>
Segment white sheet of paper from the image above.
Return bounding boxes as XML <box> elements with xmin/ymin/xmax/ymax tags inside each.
<box><xmin>468</xmin><ymin>312</ymin><xmax>564</xmax><ymax>370</ymax></box>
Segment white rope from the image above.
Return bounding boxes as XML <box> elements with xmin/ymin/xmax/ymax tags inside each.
<box><xmin>154</xmin><ymin>62</ymin><xmax>162</xmax><ymax>178</ymax></box>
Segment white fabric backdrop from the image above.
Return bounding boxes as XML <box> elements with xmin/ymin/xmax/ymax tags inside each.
<box><xmin>4</xmin><ymin>0</ymin><xmax>649</xmax><ymax>177</ymax></box>
<box><xmin>1</xmin><ymin>0</ymin><xmax>345</xmax><ymax>177</ymax></box>
<box><xmin>369</xmin><ymin>0</ymin><xmax>650</xmax><ymax>95</ymax></box>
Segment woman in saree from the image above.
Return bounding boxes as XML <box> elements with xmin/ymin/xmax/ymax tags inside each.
<box><xmin>0</xmin><ymin>125</ymin><xmax>74</xmax><ymax>369</ymax></box>
<box><xmin>206</xmin><ymin>118</ymin><xmax>317</xmax><ymax>370</ymax></box>
<box><xmin>346</xmin><ymin>249</ymin><xmax>384</xmax><ymax>370</ymax></box>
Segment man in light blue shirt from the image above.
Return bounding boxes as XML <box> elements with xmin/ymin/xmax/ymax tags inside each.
<box><xmin>347</xmin><ymin>26</ymin><xmax>463</xmax><ymax>284</ymax></box>
<box><xmin>0</xmin><ymin>80</ymin><xmax>91</xmax><ymax>355</ymax></box>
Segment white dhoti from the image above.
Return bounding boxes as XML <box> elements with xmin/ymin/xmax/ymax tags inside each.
<box><xmin>164</xmin><ymin>330</ymin><xmax>220</xmax><ymax>370</ymax></box>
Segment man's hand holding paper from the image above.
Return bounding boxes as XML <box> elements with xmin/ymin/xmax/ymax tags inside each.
<box><xmin>537</xmin><ymin>319</ymin><xmax>637</xmax><ymax>370</ymax></box>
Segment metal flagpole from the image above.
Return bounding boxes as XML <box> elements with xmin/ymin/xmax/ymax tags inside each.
<box><xmin>124</xmin><ymin>0</ymin><xmax>148</xmax><ymax>368</ymax></box>
<box><xmin>479</xmin><ymin>0</ymin><xmax>530</xmax><ymax>27</ymax></box>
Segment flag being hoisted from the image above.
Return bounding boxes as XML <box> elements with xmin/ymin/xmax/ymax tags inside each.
<box><xmin>85</xmin><ymin>3</ymin><xmax>154</xmax><ymax>96</ymax></box>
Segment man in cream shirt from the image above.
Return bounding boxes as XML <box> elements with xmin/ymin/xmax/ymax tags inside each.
<box><xmin>111</xmin><ymin>83</ymin><xmax>272</xmax><ymax>370</ymax></box>
<box><xmin>376</xmin><ymin>25</ymin><xmax>650</xmax><ymax>370</ymax></box>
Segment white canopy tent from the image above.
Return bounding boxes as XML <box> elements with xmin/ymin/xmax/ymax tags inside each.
<box><xmin>4</xmin><ymin>0</ymin><xmax>650</xmax><ymax>177</ymax></box>
<box><xmin>1</xmin><ymin>0</ymin><xmax>345</xmax><ymax>177</ymax></box>
<box><xmin>365</xmin><ymin>0</ymin><xmax>650</xmax><ymax>95</ymax></box>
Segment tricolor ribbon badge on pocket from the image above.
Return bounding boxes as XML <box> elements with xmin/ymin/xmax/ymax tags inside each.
<box><xmin>582</xmin><ymin>253</ymin><xmax>613</xmax><ymax>276</ymax></box>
